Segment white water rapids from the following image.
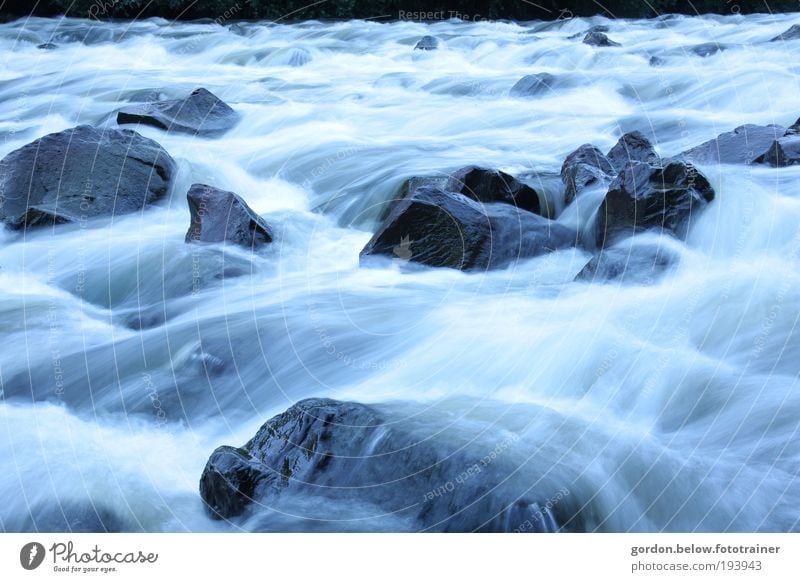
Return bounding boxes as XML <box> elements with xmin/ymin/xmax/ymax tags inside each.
<box><xmin>0</xmin><ymin>12</ymin><xmax>799</xmax><ymax>532</ymax></box>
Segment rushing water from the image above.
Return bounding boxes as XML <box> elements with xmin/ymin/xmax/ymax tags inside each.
<box><xmin>1</xmin><ymin>12</ymin><xmax>799</xmax><ymax>532</ymax></box>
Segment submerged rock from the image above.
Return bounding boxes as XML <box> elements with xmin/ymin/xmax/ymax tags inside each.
<box><xmin>262</xmin><ymin>47</ymin><xmax>312</xmax><ymax>67</ymax></box>
<box><xmin>360</xmin><ymin>186</ymin><xmax>575</xmax><ymax>271</ymax></box>
<box><xmin>117</xmin><ymin>88</ymin><xmax>239</xmax><ymax>136</ymax></box>
<box><xmin>561</xmin><ymin>144</ymin><xmax>615</xmax><ymax>204</ymax></box>
<box><xmin>186</xmin><ymin>184</ymin><xmax>273</xmax><ymax>248</ymax></box>
<box><xmin>0</xmin><ymin>125</ymin><xmax>175</xmax><ymax>230</ymax></box>
<box><xmin>575</xmin><ymin>238</ymin><xmax>678</xmax><ymax>284</ymax></box>
<box><xmin>509</xmin><ymin>73</ymin><xmax>557</xmax><ymax>98</ymax></box>
<box><xmin>681</xmin><ymin>124</ymin><xmax>787</xmax><ymax>165</ymax></box>
<box><xmin>414</xmin><ymin>35</ymin><xmax>439</xmax><ymax>50</ymax></box>
<box><xmin>444</xmin><ymin>165</ymin><xmax>541</xmax><ymax>214</ymax></box>
<box><xmin>690</xmin><ymin>42</ymin><xmax>724</xmax><ymax>57</ymax></box>
<box><xmin>596</xmin><ymin>160</ymin><xmax>715</xmax><ymax>247</ymax></box>
<box><xmin>14</xmin><ymin>502</ymin><xmax>125</xmax><ymax>533</ymax></box>
<box><xmin>583</xmin><ymin>32</ymin><xmax>621</xmax><ymax>47</ymax></box>
<box><xmin>770</xmin><ymin>24</ymin><xmax>800</xmax><ymax>42</ymax></box>
<box><xmin>200</xmin><ymin>398</ymin><xmax>575</xmax><ymax>532</ymax></box>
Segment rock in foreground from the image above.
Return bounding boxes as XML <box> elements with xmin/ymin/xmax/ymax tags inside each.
<box><xmin>200</xmin><ymin>398</ymin><xmax>575</xmax><ymax>532</ymax></box>
<box><xmin>596</xmin><ymin>160</ymin><xmax>715</xmax><ymax>247</ymax></box>
<box><xmin>360</xmin><ymin>186</ymin><xmax>575</xmax><ymax>271</ymax></box>
<box><xmin>186</xmin><ymin>184</ymin><xmax>272</xmax><ymax>248</ymax></box>
<box><xmin>117</xmin><ymin>88</ymin><xmax>239</xmax><ymax>136</ymax></box>
<box><xmin>0</xmin><ymin>125</ymin><xmax>175</xmax><ymax>230</ymax></box>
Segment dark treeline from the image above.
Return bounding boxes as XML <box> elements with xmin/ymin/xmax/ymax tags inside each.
<box><xmin>0</xmin><ymin>0</ymin><xmax>796</xmax><ymax>22</ymax></box>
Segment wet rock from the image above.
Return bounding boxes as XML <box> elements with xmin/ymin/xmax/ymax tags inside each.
<box><xmin>0</xmin><ymin>125</ymin><xmax>175</xmax><ymax>231</ymax></box>
<box><xmin>444</xmin><ymin>166</ymin><xmax>541</xmax><ymax>214</ymax></box>
<box><xmin>568</xmin><ymin>25</ymin><xmax>609</xmax><ymax>40</ymax></box>
<box><xmin>36</xmin><ymin>42</ymin><xmax>58</xmax><ymax>50</ymax></box>
<box><xmin>200</xmin><ymin>398</ymin><xmax>574</xmax><ymax>532</ymax></box>
<box><xmin>185</xmin><ymin>184</ymin><xmax>273</xmax><ymax>248</ymax></box>
<box><xmin>770</xmin><ymin>24</ymin><xmax>800</xmax><ymax>42</ymax></box>
<box><xmin>583</xmin><ymin>32</ymin><xmax>621</xmax><ymax>47</ymax></box>
<box><xmin>360</xmin><ymin>186</ymin><xmax>575</xmax><ymax>271</ymax></box>
<box><xmin>379</xmin><ymin>176</ymin><xmax>447</xmax><ymax>221</ymax></box>
<box><xmin>753</xmin><ymin>135</ymin><xmax>800</xmax><ymax>166</ymax></box>
<box><xmin>606</xmin><ymin>131</ymin><xmax>660</xmax><ymax>173</ymax></box>
<box><xmin>681</xmin><ymin>124</ymin><xmax>787</xmax><ymax>165</ymax></box>
<box><xmin>414</xmin><ymin>35</ymin><xmax>439</xmax><ymax>50</ymax></box>
<box><xmin>509</xmin><ymin>73</ymin><xmax>557</xmax><ymax>98</ymax></box>
<box><xmin>117</xmin><ymin>88</ymin><xmax>239</xmax><ymax>137</ymax></box>
<box><xmin>561</xmin><ymin>144</ymin><xmax>615</xmax><ymax>204</ymax></box>
<box><xmin>596</xmin><ymin>161</ymin><xmax>715</xmax><ymax>247</ymax></box>
<box><xmin>200</xmin><ymin>446</ymin><xmax>264</xmax><ymax>520</ymax></box>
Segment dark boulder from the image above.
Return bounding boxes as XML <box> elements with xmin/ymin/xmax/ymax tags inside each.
<box><xmin>444</xmin><ymin>166</ymin><xmax>541</xmax><ymax>214</ymax></box>
<box><xmin>681</xmin><ymin>124</ymin><xmax>787</xmax><ymax>165</ymax></box>
<box><xmin>117</xmin><ymin>88</ymin><xmax>239</xmax><ymax>137</ymax></box>
<box><xmin>36</xmin><ymin>42</ymin><xmax>58</xmax><ymax>50</ymax></box>
<box><xmin>596</xmin><ymin>161</ymin><xmax>715</xmax><ymax>247</ymax></box>
<box><xmin>575</xmin><ymin>238</ymin><xmax>677</xmax><ymax>284</ymax></box>
<box><xmin>185</xmin><ymin>184</ymin><xmax>273</xmax><ymax>248</ymax></box>
<box><xmin>200</xmin><ymin>398</ymin><xmax>576</xmax><ymax>532</ymax></box>
<box><xmin>360</xmin><ymin>186</ymin><xmax>576</xmax><ymax>271</ymax></box>
<box><xmin>414</xmin><ymin>35</ymin><xmax>439</xmax><ymax>50</ymax></box>
<box><xmin>753</xmin><ymin>135</ymin><xmax>800</xmax><ymax>167</ymax></box>
<box><xmin>561</xmin><ymin>144</ymin><xmax>615</xmax><ymax>204</ymax></box>
<box><xmin>379</xmin><ymin>175</ymin><xmax>447</xmax><ymax>221</ymax></box>
<box><xmin>0</xmin><ymin>125</ymin><xmax>174</xmax><ymax>230</ymax></box>
<box><xmin>200</xmin><ymin>446</ymin><xmax>265</xmax><ymax>520</ymax></box>
<box><xmin>770</xmin><ymin>24</ymin><xmax>800</xmax><ymax>42</ymax></box>
<box><xmin>509</xmin><ymin>73</ymin><xmax>557</xmax><ymax>98</ymax></box>
<box><xmin>583</xmin><ymin>32</ymin><xmax>621</xmax><ymax>47</ymax></box>
<box><xmin>606</xmin><ymin>131</ymin><xmax>659</xmax><ymax>173</ymax></box>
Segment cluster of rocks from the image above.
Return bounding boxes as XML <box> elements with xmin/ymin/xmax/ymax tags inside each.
<box><xmin>360</xmin><ymin>130</ymin><xmax>716</xmax><ymax>279</ymax></box>
<box><xmin>0</xmin><ymin>88</ymin><xmax>272</xmax><ymax>249</ymax></box>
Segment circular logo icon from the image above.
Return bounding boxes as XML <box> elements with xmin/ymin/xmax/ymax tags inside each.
<box><xmin>20</xmin><ymin>542</ymin><xmax>45</xmax><ymax>570</ymax></box>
